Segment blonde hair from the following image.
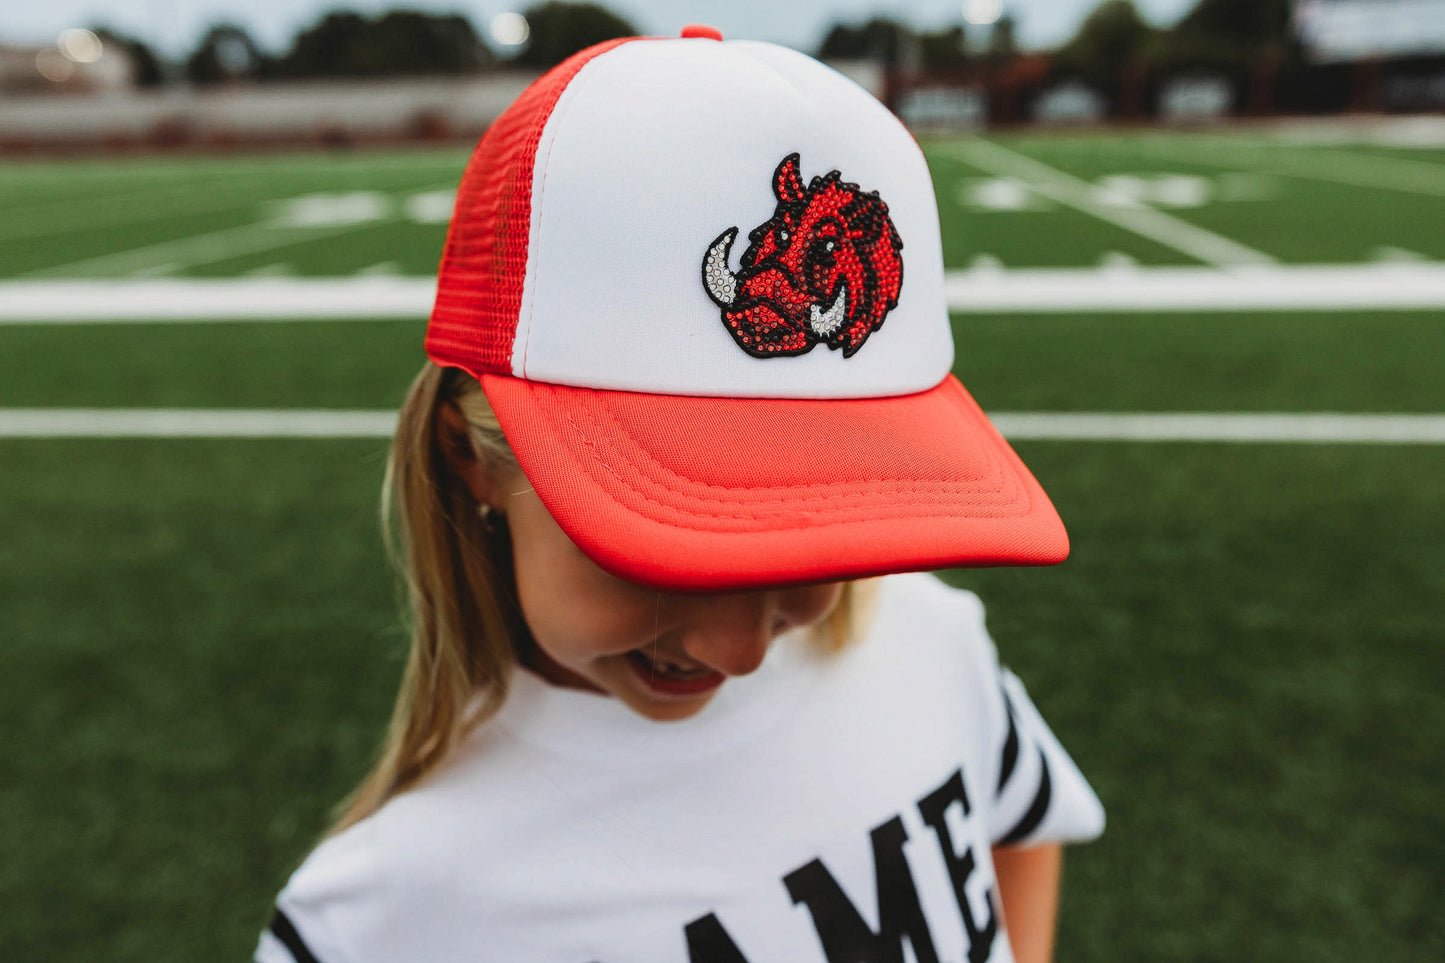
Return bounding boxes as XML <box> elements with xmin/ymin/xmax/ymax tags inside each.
<box><xmin>332</xmin><ymin>363</ymin><xmax>868</xmax><ymax>832</ymax></box>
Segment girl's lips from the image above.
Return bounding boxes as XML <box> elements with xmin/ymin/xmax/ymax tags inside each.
<box><xmin>625</xmin><ymin>650</ymin><xmax>726</xmax><ymax>697</ymax></box>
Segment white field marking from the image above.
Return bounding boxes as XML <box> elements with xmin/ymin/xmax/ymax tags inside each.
<box><xmin>942</xmin><ymin>261</ymin><xmax>1445</xmax><ymax>312</ymax></box>
<box><xmin>13</xmin><ymin>261</ymin><xmax>1445</xmax><ymax>321</ymax></box>
<box><xmin>1095</xmin><ymin>174</ymin><xmax>1214</xmax><ymax>209</ymax></box>
<box><xmin>1139</xmin><ymin>135</ymin><xmax>1445</xmax><ymax>199</ymax></box>
<box><xmin>3</xmin><ymin>408</ymin><xmax>1442</xmax><ymax>444</ymax></box>
<box><xmin>356</xmin><ymin>261</ymin><xmax>402</xmax><ymax>276</ymax></box>
<box><xmin>0</xmin><ymin>409</ymin><xmax>398</xmax><ymax>439</ymax></box>
<box><xmin>269</xmin><ymin>191</ymin><xmax>393</xmax><ymax>227</ymax></box>
<box><xmin>989</xmin><ymin>413</ymin><xmax>1445</xmax><ymax>445</ymax></box>
<box><xmin>1372</xmin><ymin>246</ymin><xmax>1428</xmax><ymax>263</ymax></box>
<box><xmin>956</xmin><ymin>177</ymin><xmax>1051</xmax><ymax>211</ymax></box>
<box><xmin>0</xmin><ymin>278</ymin><xmax>433</xmax><ymax>321</ymax></box>
<box><xmin>946</xmin><ymin>139</ymin><xmax>1277</xmax><ymax>267</ymax></box>
<box><xmin>24</xmin><ymin>221</ymin><xmax>366</xmax><ymax>279</ymax></box>
<box><xmin>405</xmin><ymin>189</ymin><xmax>456</xmax><ymax>223</ymax></box>
<box><xmin>1267</xmin><ymin>117</ymin><xmax>1445</xmax><ymax>149</ymax></box>
<box><xmin>268</xmin><ymin>185</ymin><xmax>458</xmax><ymax>227</ymax></box>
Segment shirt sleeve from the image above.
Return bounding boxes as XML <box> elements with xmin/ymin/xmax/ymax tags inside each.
<box><xmin>251</xmin><ymin>817</ymin><xmax>392</xmax><ymax>963</ymax></box>
<box><xmin>985</xmin><ymin>664</ymin><xmax>1105</xmax><ymax>848</ymax></box>
<box><xmin>254</xmin><ymin>907</ymin><xmax>327</xmax><ymax>963</ymax></box>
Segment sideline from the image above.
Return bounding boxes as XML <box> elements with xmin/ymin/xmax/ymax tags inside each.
<box><xmin>3</xmin><ymin>409</ymin><xmax>1443</xmax><ymax>444</ymax></box>
<box><xmin>8</xmin><ymin>263</ymin><xmax>1445</xmax><ymax>321</ymax></box>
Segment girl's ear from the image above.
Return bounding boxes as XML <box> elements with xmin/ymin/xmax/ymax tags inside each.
<box><xmin>435</xmin><ymin>401</ymin><xmax>495</xmax><ymax>506</ymax></box>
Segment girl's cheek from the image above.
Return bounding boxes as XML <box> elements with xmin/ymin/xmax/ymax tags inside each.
<box><xmin>529</xmin><ymin>577</ymin><xmax>662</xmax><ymax>659</ymax></box>
<box><xmin>783</xmin><ymin>582</ymin><xmax>845</xmax><ymax>628</ymax></box>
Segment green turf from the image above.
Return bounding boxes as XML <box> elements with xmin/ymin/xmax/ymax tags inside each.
<box><xmin>945</xmin><ymin>442</ymin><xmax>1445</xmax><ymax>961</ymax></box>
<box><xmin>0</xmin><ymin>311</ymin><xmax>1437</xmax><ymax>413</ymax></box>
<box><xmin>2</xmin><ymin>138</ymin><xmax>1443</xmax><ymax>962</ymax></box>
<box><xmin>952</xmin><ymin>311</ymin><xmax>1445</xmax><ymax>413</ymax></box>
<box><xmin>0</xmin><ymin>440</ymin><xmax>402</xmax><ymax>962</ymax></box>
<box><xmin>924</xmin><ymin>144</ymin><xmax>1201</xmax><ymax>268</ymax></box>
<box><xmin>994</xmin><ymin>134</ymin><xmax>1445</xmax><ymax>263</ymax></box>
<box><xmin>0</xmin><ymin>321</ymin><xmax>426</xmax><ymax>409</ymax></box>
<box><xmin>2</xmin><ymin>440</ymin><xmax>1440</xmax><ymax>961</ymax></box>
<box><xmin>11</xmin><ymin>136</ymin><xmax>1445</xmax><ymax>277</ymax></box>
<box><xmin>0</xmin><ymin>150</ymin><xmax>466</xmax><ymax>279</ymax></box>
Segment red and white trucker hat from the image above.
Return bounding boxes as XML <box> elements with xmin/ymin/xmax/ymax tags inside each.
<box><xmin>426</xmin><ymin>27</ymin><xmax>1067</xmax><ymax>591</ymax></box>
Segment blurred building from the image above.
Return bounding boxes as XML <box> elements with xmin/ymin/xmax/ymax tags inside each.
<box><xmin>1296</xmin><ymin>0</ymin><xmax>1445</xmax><ymax>62</ymax></box>
<box><xmin>0</xmin><ymin>40</ymin><xmax>135</xmax><ymax>96</ymax></box>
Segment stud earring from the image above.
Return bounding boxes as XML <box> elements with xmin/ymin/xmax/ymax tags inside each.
<box><xmin>478</xmin><ymin>503</ymin><xmax>496</xmax><ymax>533</ymax></box>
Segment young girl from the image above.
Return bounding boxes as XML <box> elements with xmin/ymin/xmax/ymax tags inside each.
<box><xmin>258</xmin><ymin>30</ymin><xmax>1102</xmax><ymax>963</ymax></box>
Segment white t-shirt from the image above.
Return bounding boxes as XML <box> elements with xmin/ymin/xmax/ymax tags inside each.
<box><xmin>257</xmin><ymin>572</ymin><xmax>1103</xmax><ymax>963</ymax></box>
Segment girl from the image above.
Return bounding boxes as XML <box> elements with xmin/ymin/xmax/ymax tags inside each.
<box><xmin>258</xmin><ymin>30</ymin><xmax>1102</xmax><ymax>963</ymax></box>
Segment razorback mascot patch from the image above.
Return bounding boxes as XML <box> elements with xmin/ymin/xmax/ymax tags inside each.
<box><xmin>703</xmin><ymin>153</ymin><xmax>904</xmax><ymax>358</ymax></box>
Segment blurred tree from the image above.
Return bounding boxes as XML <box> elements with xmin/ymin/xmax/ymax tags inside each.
<box><xmin>279</xmin><ymin>10</ymin><xmax>490</xmax><ymax>78</ymax></box>
<box><xmin>988</xmin><ymin>15</ymin><xmax>1019</xmax><ymax>63</ymax></box>
<box><xmin>818</xmin><ymin>18</ymin><xmax>910</xmax><ymax>66</ymax></box>
<box><xmin>1155</xmin><ymin>0</ymin><xmax>1299</xmax><ymax>116</ymax></box>
<box><xmin>1054</xmin><ymin>0</ymin><xmax>1155</xmax><ymax>90</ymax></box>
<box><xmin>91</xmin><ymin>27</ymin><xmax>166</xmax><ymax>86</ymax></box>
<box><xmin>920</xmin><ymin>26</ymin><xmax>969</xmax><ymax>70</ymax></box>
<box><xmin>511</xmin><ymin>2</ymin><xmax>638</xmax><ymax>69</ymax></box>
<box><xmin>1174</xmin><ymin>0</ymin><xmax>1293</xmax><ymax>48</ymax></box>
<box><xmin>187</xmin><ymin>24</ymin><xmax>269</xmax><ymax>84</ymax></box>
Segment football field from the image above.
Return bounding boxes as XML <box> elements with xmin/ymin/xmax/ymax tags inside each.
<box><xmin>2</xmin><ymin>131</ymin><xmax>1442</xmax><ymax>961</ymax></box>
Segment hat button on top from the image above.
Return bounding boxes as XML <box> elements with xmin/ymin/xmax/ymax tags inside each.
<box><xmin>679</xmin><ymin>24</ymin><xmax>723</xmax><ymax>41</ymax></box>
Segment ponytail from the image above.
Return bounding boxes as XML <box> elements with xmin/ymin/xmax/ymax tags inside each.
<box><xmin>331</xmin><ymin>364</ymin><xmax>870</xmax><ymax>832</ymax></box>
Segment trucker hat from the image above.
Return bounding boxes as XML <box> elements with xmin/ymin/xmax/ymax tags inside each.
<box><xmin>425</xmin><ymin>27</ymin><xmax>1068</xmax><ymax>591</ymax></box>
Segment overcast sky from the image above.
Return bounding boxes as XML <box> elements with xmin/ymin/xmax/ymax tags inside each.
<box><xmin>1</xmin><ymin>0</ymin><xmax>1198</xmax><ymax>57</ymax></box>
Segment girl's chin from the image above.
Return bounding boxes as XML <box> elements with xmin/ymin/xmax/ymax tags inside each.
<box><xmin>618</xmin><ymin>688</ymin><xmax>720</xmax><ymax>721</ymax></box>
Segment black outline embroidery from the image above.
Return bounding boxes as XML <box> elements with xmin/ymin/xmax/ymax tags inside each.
<box><xmin>701</xmin><ymin>152</ymin><xmax>904</xmax><ymax>360</ymax></box>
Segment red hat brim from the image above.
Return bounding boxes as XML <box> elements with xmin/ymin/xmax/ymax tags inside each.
<box><xmin>481</xmin><ymin>373</ymin><xmax>1068</xmax><ymax>591</ymax></box>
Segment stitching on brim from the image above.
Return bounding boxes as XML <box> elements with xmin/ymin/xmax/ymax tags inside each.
<box><xmin>556</xmin><ymin>387</ymin><xmax>1025</xmax><ymax>503</ymax></box>
<box><xmin>555</xmin><ymin>409</ymin><xmax>1032</xmax><ymax>528</ymax></box>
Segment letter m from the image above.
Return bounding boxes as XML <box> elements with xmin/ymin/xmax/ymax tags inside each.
<box><xmin>782</xmin><ymin>816</ymin><xmax>940</xmax><ymax>963</ymax></box>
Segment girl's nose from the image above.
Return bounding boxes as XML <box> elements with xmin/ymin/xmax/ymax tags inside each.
<box><xmin>679</xmin><ymin>592</ymin><xmax>774</xmax><ymax>677</ymax></box>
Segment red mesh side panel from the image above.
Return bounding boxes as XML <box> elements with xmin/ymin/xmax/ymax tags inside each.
<box><xmin>426</xmin><ymin>38</ymin><xmax>637</xmax><ymax>376</ymax></box>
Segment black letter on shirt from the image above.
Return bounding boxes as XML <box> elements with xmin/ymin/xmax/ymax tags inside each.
<box><xmin>685</xmin><ymin>913</ymin><xmax>753</xmax><ymax>963</ymax></box>
<box><xmin>917</xmin><ymin>769</ymin><xmax>997</xmax><ymax>963</ymax></box>
<box><xmin>782</xmin><ymin>815</ymin><xmax>939</xmax><ymax>963</ymax></box>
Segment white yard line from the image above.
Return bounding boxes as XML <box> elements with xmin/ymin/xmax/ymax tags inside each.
<box><xmin>23</xmin><ymin>221</ymin><xmax>372</xmax><ymax>279</ymax></box>
<box><xmin>989</xmin><ymin>413</ymin><xmax>1445</xmax><ymax>445</ymax></box>
<box><xmin>946</xmin><ymin>139</ymin><xmax>1277</xmax><ymax>268</ymax></box>
<box><xmin>0</xmin><ymin>278</ymin><xmax>434</xmax><ymax>321</ymax></box>
<box><xmin>943</xmin><ymin>261</ymin><xmax>1445</xmax><ymax>312</ymax></box>
<box><xmin>12</xmin><ymin>263</ymin><xmax>1445</xmax><ymax>321</ymax></box>
<box><xmin>0</xmin><ymin>409</ymin><xmax>398</xmax><ymax>438</ymax></box>
<box><xmin>2</xmin><ymin>409</ymin><xmax>1442</xmax><ymax>444</ymax></box>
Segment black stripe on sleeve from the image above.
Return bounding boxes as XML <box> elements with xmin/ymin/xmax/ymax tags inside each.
<box><xmin>269</xmin><ymin>908</ymin><xmax>323</xmax><ymax>963</ymax></box>
<box><xmin>996</xmin><ymin>747</ymin><xmax>1052</xmax><ymax>847</ymax></box>
<box><xmin>995</xmin><ymin>687</ymin><xmax>1020</xmax><ymax>798</ymax></box>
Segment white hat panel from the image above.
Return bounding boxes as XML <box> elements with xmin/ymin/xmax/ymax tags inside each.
<box><xmin>512</xmin><ymin>39</ymin><xmax>954</xmax><ymax>399</ymax></box>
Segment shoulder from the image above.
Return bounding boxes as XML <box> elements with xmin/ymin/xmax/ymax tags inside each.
<box><xmin>868</xmin><ymin>573</ymin><xmax>1106</xmax><ymax>848</ymax></box>
<box><xmin>868</xmin><ymin>571</ymin><xmax>996</xmax><ymax>666</ymax></box>
<box><xmin>258</xmin><ymin>734</ymin><xmax>526</xmax><ymax>962</ymax></box>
